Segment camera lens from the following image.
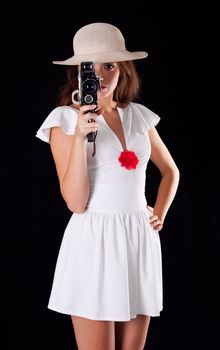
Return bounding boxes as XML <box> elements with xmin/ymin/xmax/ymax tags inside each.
<box><xmin>84</xmin><ymin>95</ymin><xmax>94</xmax><ymax>104</ymax></box>
<box><xmin>83</xmin><ymin>79</ymin><xmax>97</xmax><ymax>94</ymax></box>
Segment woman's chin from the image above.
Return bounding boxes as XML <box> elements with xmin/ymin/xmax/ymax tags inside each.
<box><xmin>98</xmin><ymin>89</ymin><xmax>109</xmax><ymax>98</ymax></box>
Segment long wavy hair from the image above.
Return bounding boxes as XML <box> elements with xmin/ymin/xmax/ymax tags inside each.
<box><xmin>56</xmin><ymin>61</ymin><xmax>140</xmax><ymax>107</ymax></box>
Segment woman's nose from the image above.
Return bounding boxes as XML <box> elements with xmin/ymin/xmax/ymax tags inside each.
<box><xmin>95</xmin><ymin>64</ymin><xmax>104</xmax><ymax>77</ymax></box>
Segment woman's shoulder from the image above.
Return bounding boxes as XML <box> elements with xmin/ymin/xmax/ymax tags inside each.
<box><xmin>128</xmin><ymin>101</ymin><xmax>157</xmax><ymax>114</ymax></box>
<box><xmin>35</xmin><ymin>105</ymin><xmax>78</xmax><ymax>143</ymax></box>
<box><xmin>128</xmin><ymin>102</ymin><xmax>161</xmax><ymax>129</ymax></box>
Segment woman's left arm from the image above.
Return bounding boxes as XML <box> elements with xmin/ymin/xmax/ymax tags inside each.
<box><xmin>148</xmin><ymin>127</ymin><xmax>180</xmax><ymax>226</ymax></box>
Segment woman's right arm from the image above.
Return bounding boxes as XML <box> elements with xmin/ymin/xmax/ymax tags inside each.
<box><xmin>50</xmin><ymin>105</ymin><xmax>99</xmax><ymax>213</ymax></box>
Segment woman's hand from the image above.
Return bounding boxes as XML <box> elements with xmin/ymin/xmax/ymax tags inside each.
<box><xmin>74</xmin><ymin>105</ymin><xmax>102</xmax><ymax>140</ymax></box>
<box><xmin>147</xmin><ymin>205</ymin><xmax>163</xmax><ymax>231</ymax></box>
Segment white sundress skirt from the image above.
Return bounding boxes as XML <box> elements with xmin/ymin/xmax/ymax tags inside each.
<box><xmin>48</xmin><ymin>184</ymin><xmax>163</xmax><ymax>321</ymax></box>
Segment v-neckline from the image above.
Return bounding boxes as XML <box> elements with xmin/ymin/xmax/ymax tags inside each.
<box><xmin>100</xmin><ymin>107</ymin><xmax>127</xmax><ymax>151</ymax></box>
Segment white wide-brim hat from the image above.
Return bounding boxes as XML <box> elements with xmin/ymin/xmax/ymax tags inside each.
<box><xmin>53</xmin><ymin>22</ymin><xmax>148</xmax><ymax>65</ymax></box>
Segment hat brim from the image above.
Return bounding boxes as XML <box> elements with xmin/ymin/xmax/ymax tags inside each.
<box><xmin>53</xmin><ymin>50</ymin><xmax>148</xmax><ymax>65</ymax></box>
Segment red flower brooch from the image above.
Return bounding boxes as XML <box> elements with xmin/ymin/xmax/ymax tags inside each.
<box><xmin>118</xmin><ymin>150</ymin><xmax>139</xmax><ymax>170</ymax></box>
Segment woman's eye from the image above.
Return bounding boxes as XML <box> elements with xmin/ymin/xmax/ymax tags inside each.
<box><xmin>104</xmin><ymin>63</ymin><xmax>115</xmax><ymax>70</ymax></box>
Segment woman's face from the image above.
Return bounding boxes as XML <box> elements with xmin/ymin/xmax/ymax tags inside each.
<box><xmin>95</xmin><ymin>63</ymin><xmax>120</xmax><ymax>99</ymax></box>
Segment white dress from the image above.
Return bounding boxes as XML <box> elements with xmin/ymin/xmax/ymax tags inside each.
<box><xmin>36</xmin><ymin>102</ymin><xmax>163</xmax><ymax>321</ymax></box>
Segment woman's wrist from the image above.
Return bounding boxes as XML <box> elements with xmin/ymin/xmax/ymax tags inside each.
<box><xmin>73</xmin><ymin>134</ymin><xmax>87</xmax><ymax>142</ymax></box>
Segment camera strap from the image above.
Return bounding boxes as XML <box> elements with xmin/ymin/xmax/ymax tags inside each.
<box><xmin>91</xmin><ymin>131</ymin><xmax>98</xmax><ymax>156</ymax></box>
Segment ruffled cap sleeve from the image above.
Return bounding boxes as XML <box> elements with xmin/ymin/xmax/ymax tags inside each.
<box><xmin>35</xmin><ymin>106</ymin><xmax>78</xmax><ymax>143</ymax></box>
<box><xmin>132</xmin><ymin>103</ymin><xmax>160</xmax><ymax>130</ymax></box>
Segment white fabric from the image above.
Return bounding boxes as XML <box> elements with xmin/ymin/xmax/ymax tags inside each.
<box><xmin>36</xmin><ymin>102</ymin><xmax>163</xmax><ymax>321</ymax></box>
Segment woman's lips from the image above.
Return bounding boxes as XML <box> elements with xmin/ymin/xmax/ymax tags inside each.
<box><xmin>101</xmin><ymin>85</ymin><xmax>107</xmax><ymax>91</ymax></box>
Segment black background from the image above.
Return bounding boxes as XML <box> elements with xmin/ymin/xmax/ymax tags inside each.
<box><xmin>2</xmin><ymin>2</ymin><xmax>218</xmax><ymax>350</ymax></box>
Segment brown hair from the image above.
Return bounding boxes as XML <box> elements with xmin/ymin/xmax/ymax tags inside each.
<box><xmin>56</xmin><ymin>61</ymin><xmax>140</xmax><ymax>107</ymax></box>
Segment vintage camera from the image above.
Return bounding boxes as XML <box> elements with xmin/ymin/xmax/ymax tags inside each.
<box><xmin>78</xmin><ymin>62</ymin><xmax>101</xmax><ymax>142</ymax></box>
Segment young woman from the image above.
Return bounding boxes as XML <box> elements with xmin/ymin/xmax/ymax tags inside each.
<box><xmin>36</xmin><ymin>22</ymin><xmax>180</xmax><ymax>350</ymax></box>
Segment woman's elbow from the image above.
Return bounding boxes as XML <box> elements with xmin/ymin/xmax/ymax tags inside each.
<box><xmin>64</xmin><ymin>194</ymin><xmax>89</xmax><ymax>213</ymax></box>
<box><xmin>171</xmin><ymin>164</ymin><xmax>180</xmax><ymax>185</ymax></box>
<box><xmin>174</xmin><ymin>165</ymin><xmax>180</xmax><ymax>179</ymax></box>
<box><xmin>60</xmin><ymin>186</ymin><xmax>89</xmax><ymax>213</ymax></box>
<box><xmin>66</xmin><ymin>201</ymin><xmax>87</xmax><ymax>213</ymax></box>
<box><xmin>67</xmin><ymin>206</ymin><xmax>86</xmax><ymax>213</ymax></box>
<box><xmin>164</xmin><ymin>164</ymin><xmax>180</xmax><ymax>181</ymax></box>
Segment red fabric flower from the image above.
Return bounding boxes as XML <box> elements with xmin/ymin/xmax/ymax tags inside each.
<box><xmin>118</xmin><ymin>150</ymin><xmax>139</xmax><ymax>170</ymax></box>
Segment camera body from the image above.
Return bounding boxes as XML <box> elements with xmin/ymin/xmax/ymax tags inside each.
<box><xmin>78</xmin><ymin>62</ymin><xmax>101</xmax><ymax>142</ymax></box>
<box><xmin>78</xmin><ymin>61</ymin><xmax>100</xmax><ymax>107</ymax></box>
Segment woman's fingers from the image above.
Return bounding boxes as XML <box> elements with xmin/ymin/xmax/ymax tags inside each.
<box><xmin>95</xmin><ymin>107</ymin><xmax>104</xmax><ymax>115</ymax></box>
<box><xmin>82</xmin><ymin>113</ymin><xmax>98</xmax><ymax>123</ymax></box>
<box><xmin>79</xmin><ymin>104</ymin><xmax>103</xmax><ymax>117</ymax></box>
<box><xmin>153</xmin><ymin>222</ymin><xmax>163</xmax><ymax>231</ymax></box>
<box><xmin>84</xmin><ymin>123</ymin><xmax>99</xmax><ymax>131</ymax></box>
<box><xmin>147</xmin><ymin>206</ymin><xmax>163</xmax><ymax>231</ymax></box>
<box><xmin>147</xmin><ymin>205</ymin><xmax>154</xmax><ymax>213</ymax></box>
<box><xmin>75</xmin><ymin>105</ymin><xmax>100</xmax><ymax>138</ymax></box>
<box><xmin>77</xmin><ymin>120</ymin><xmax>99</xmax><ymax>135</ymax></box>
<box><xmin>80</xmin><ymin>104</ymin><xmax>97</xmax><ymax>113</ymax></box>
<box><xmin>149</xmin><ymin>214</ymin><xmax>158</xmax><ymax>223</ymax></box>
<box><xmin>149</xmin><ymin>214</ymin><xmax>163</xmax><ymax>231</ymax></box>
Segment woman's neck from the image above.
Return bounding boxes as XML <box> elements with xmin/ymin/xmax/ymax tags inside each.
<box><xmin>98</xmin><ymin>98</ymin><xmax>117</xmax><ymax>113</ymax></box>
